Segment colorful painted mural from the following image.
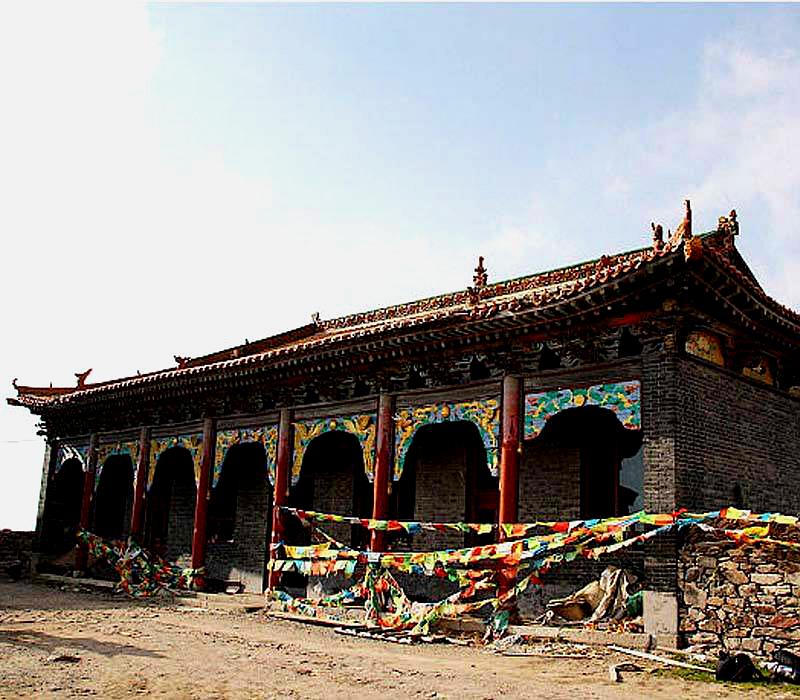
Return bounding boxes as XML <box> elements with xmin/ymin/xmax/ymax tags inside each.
<box><xmin>55</xmin><ymin>443</ymin><xmax>89</xmax><ymax>474</ymax></box>
<box><xmin>685</xmin><ymin>330</ymin><xmax>725</xmax><ymax>366</ymax></box>
<box><xmin>147</xmin><ymin>433</ymin><xmax>204</xmax><ymax>491</ymax></box>
<box><xmin>213</xmin><ymin>425</ymin><xmax>278</xmax><ymax>488</ymax></box>
<box><xmin>524</xmin><ymin>381</ymin><xmax>641</xmax><ymax>440</ymax></box>
<box><xmin>393</xmin><ymin>398</ymin><xmax>500</xmax><ymax>481</ymax></box>
<box><xmin>94</xmin><ymin>441</ymin><xmax>140</xmax><ymax>492</ymax></box>
<box><xmin>292</xmin><ymin>415</ymin><xmax>377</xmax><ymax>485</ymax></box>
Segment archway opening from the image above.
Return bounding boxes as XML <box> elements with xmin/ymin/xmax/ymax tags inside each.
<box><xmin>143</xmin><ymin>447</ymin><xmax>196</xmax><ymax>565</ymax></box>
<box><xmin>92</xmin><ymin>455</ymin><xmax>134</xmax><ymax>541</ymax></box>
<box><xmin>42</xmin><ymin>458</ymin><xmax>84</xmax><ymax>559</ymax></box>
<box><xmin>394</xmin><ymin>421</ymin><xmax>497</xmax><ymax>552</ymax></box>
<box><xmin>289</xmin><ymin>431</ymin><xmax>372</xmax><ymax>550</ymax></box>
<box><xmin>206</xmin><ymin>442</ymin><xmax>272</xmax><ymax>592</ymax></box>
<box><xmin>520</xmin><ymin>406</ymin><xmax>643</xmax><ymax>522</ymax></box>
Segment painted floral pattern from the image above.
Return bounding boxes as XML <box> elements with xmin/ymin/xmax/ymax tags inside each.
<box><xmin>94</xmin><ymin>441</ymin><xmax>140</xmax><ymax>492</ymax></box>
<box><xmin>147</xmin><ymin>433</ymin><xmax>204</xmax><ymax>490</ymax></box>
<box><xmin>292</xmin><ymin>415</ymin><xmax>377</xmax><ymax>484</ymax></box>
<box><xmin>524</xmin><ymin>380</ymin><xmax>641</xmax><ymax>440</ymax></box>
<box><xmin>55</xmin><ymin>443</ymin><xmax>89</xmax><ymax>473</ymax></box>
<box><xmin>213</xmin><ymin>425</ymin><xmax>278</xmax><ymax>488</ymax></box>
<box><xmin>393</xmin><ymin>398</ymin><xmax>500</xmax><ymax>481</ymax></box>
<box><xmin>685</xmin><ymin>330</ymin><xmax>725</xmax><ymax>366</ymax></box>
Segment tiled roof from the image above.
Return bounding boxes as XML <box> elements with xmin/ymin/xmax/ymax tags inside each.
<box><xmin>9</xmin><ymin>225</ymin><xmax>797</xmax><ymax>410</ymax></box>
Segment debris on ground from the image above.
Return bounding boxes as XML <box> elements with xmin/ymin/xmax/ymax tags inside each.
<box><xmin>487</xmin><ymin>634</ymin><xmax>603</xmax><ymax>659</ymax></box>
<box><xmin>608</xmin><ymin>644</ymin><xmax>713</xmax><ymax>672</ymax></box>
<box><xmin>608</xmin><ymin>662</ymin><xmax>644</xmax><ymax>682</ymax></box>
<box><xmin>544</xmin><ymin>566</ymin><xmax>639</xmax><ymax>624</ymax></box>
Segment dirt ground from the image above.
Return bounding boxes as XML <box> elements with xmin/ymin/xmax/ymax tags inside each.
<box><xmin>0</xmin><ymin>580</ymin><xmax>796</xmax><ymax>699</ymax></box>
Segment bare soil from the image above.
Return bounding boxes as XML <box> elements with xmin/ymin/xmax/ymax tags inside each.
<box><xmin>0</xmin><ymin>580</ymin><xmax>795</xmax><ymax>699</ymax></box>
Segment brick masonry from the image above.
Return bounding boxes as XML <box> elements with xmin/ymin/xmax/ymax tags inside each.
<box><xmin>675</xmin><ymin>356</ymin><xmax>800</xmax><ymax>514</ymax></box>
<box><xmin>206</xmin><ymin>444</ymin><xmax>273</xmax><ymax>592</ymax></box>
<box><xmin>519</xmin><ymin>444</ymin><xmax>581</xmax><ymax>522</ymax></box>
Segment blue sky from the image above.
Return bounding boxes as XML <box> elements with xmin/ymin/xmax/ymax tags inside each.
<box><xmin>1</xmin><ymin>3</ymin><xmax>799</xmax><ymax>529</ymax></box>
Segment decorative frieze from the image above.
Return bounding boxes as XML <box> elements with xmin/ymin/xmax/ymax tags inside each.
<box><xmin>524</xmin><ymin>380</ymin><xmax>641</xmax><ymax>440</ymax></box>
<box><xmin>292</xmin><ymin>414</ymin><xmax>377</xmax><ymax>484</ymax></box>
<box><xmin>393</xmin><ymin>398</ymin><xmax>500</xmax><ymax>481</ymax></box>
<box><xmin>94</xmin><ymin>441</ymin><xmax>140</xmax><ymax>491</ymax></box>
<box><xmin>213</xmin><ymin>425</ymin><xmax>278</xmax><ymax>488</ymax></box>
<box><xmin>147</xmin><ymin>433</ymin><xmax>203</xmax><ymax>490</ymax></box>
<box><xmin>55</xmin><ymin>442</ymin><xmax>89</xmax><ymax>474</ymax></box>
<box><xmin>685</xmin><ymin>330</ymin><xmax>725</xmax><ymax>367</ymax></box>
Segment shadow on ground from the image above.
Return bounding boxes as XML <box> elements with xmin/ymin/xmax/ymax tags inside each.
<box><xmin>0</xmin><ymin>628</ymin><xmax>164</xmax><ymax>659</ymax></box>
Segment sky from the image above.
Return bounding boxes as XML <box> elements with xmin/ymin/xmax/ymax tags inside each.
<box><xmin>1</xmin><ymin>3</ymin><xmax>799</xmax><ymax>530</ymax></box>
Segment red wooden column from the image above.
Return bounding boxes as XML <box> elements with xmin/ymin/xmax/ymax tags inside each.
<box><xmin>191</xmin><ymin>417</ymin><xmax>216</xmax><ymax>577</ymax></box>
<box><xmin>370</xmin><ymin>393</ymin><xmax>395</xmax><ymax>552</ymax></box>
<box><xmin>498</xmin><ymin>375</ymin><xmax>523</xmax><ymax>530</ymax></box>
<box><xmin>268</xmin><ymin>408</ymin><xmax>293</xmax><ymax>590</ymax></box>
<box><xmin>74</xmin><ymin>433</ymin><xmax>99</xmax><ymax>571</ymax></box>
<box><xmin>129</xmin><ymin>426</ymin><xmax>151</xmax><ymax>542</ymax></box>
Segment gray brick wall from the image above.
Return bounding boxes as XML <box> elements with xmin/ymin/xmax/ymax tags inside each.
<box><xmin>206</xmin><ymin>444</ymin><xmax>272</xmax><ymax>592</ymax></box>
<box><xmin>675</xmin><ymin>356</ymin><xmax>800</xmax><ymax>514</ymax></box>
<box><xmin>519</xmin><ymin>444</ymin><xmax>581</xmax><ymax>522</ymax></box>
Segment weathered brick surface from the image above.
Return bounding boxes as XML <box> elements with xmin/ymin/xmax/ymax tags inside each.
<box><xmin>165</xmin><ymin>478</ymin><xmax>195</xmax><ymax>566</ymax></box>
<box><xmin>675</xmin><ymin>357</ymin><xmax>800</xmax><ymax>513</ymax></box>
<box><xmin>206</xmin><ymin>445</ymin><xmax>272</xmax><ymax>592</ymax></box>
<box><xmin>519</xmin><ymin>445</ymin><xmax>581</xmax><ymax>522</ymax></box>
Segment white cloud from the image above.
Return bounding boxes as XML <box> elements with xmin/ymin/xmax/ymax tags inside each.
<box><xmin>1</xmin><ymin>9</ymin><xmax>798</xmax><ymax>530</ymax></box>
<box><xmin>555</xmin><ymin>25</ymin><xmax>800</xmax><ymax>309</ymax></box>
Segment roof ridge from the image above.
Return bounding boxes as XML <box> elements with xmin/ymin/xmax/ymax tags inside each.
<box><xmin>320</xmin><ymin>241</ymin><xmax>659</xmax><ymax>331</ymax></box>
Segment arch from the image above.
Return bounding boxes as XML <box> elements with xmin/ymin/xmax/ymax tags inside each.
<box><xmin>94</xmin><ymin>441</ymin><xmax>140</xmax><ymax>492</ymax></box>
<box><xmin>147</xmin><ymin>433</ymin><xmax>203</xmax><ymax>492</ymax></box>
<box><xmin>393</xmin><ymin>398</ymin><xmax>500</xmax><ymax>481</ymax></box>
<box><xmin>288</xmin><ymin>431</ymin><xmax>373</xmax><ymax>551</ymax></box>
<box><xmin>291</xmin><ymin>414</ymin><xmax>376</xmax><ymax>485</ymax></box>
<box><xmin>143</xmin><ymin>446</ymin><xmax>197</xmax><ymax>563</ymax></box>
<box><xmin>395</xmin><ymin>421</ymin><xmax>497</xmax><ymax>552</ymax></box>
<box><xmin>213</xmin><ymin>425</ymin><xmax>277</xmax><ymax>488</ymax></box>
<box><xmin>92</xmin><ymin>454</ymin><xmax>134</xmax><ymax>541</ymax></box>
<box><xmin>56</xmin><ymin>443</ymin><xmax>89</xmax><ymax>474</ymax></box>
<box><xmin>520</xmin><ymin>405</ymin><xmax>643</xmax><ymax>521</ymax></box>
<box><xmin>42</xmin><ymin>457</ymin><xmax>84</xmax><ymax>556</ymax></box>
<box><xmin>524</xmin><ymin>380</ymin><xmax>641</xmax><ymax>441</ymax></box>
<box><xmin>206</xmin><ymin>442</ymin><xmax>272</xmax><ymax>592</ymax></box>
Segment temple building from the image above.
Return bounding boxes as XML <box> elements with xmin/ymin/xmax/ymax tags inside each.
<box><xmin>10</xmin><ymin>202</ymin><xmax>800</xmax><ymax>611</ymax></box>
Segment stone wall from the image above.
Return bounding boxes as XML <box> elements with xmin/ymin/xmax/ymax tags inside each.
<box><xmin>678</xmin><ymin>532</ymin><xmax>800</xmax><ymax>660</ymax></box>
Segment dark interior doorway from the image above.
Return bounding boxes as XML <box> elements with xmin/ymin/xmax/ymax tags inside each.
<box><xmin>92</xmin><ymin>455</ymin><xmax>135</xmax><ymax>541</ymax></box>
<box><xmin>288</xmin><ymin>431</ymin><xmax>372</xmax><ymax>550</ymax></box>
<box><xmin>43</xmin><ymin>458</ymin><xmax>84</xmax><ymax>556</ymax></box>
